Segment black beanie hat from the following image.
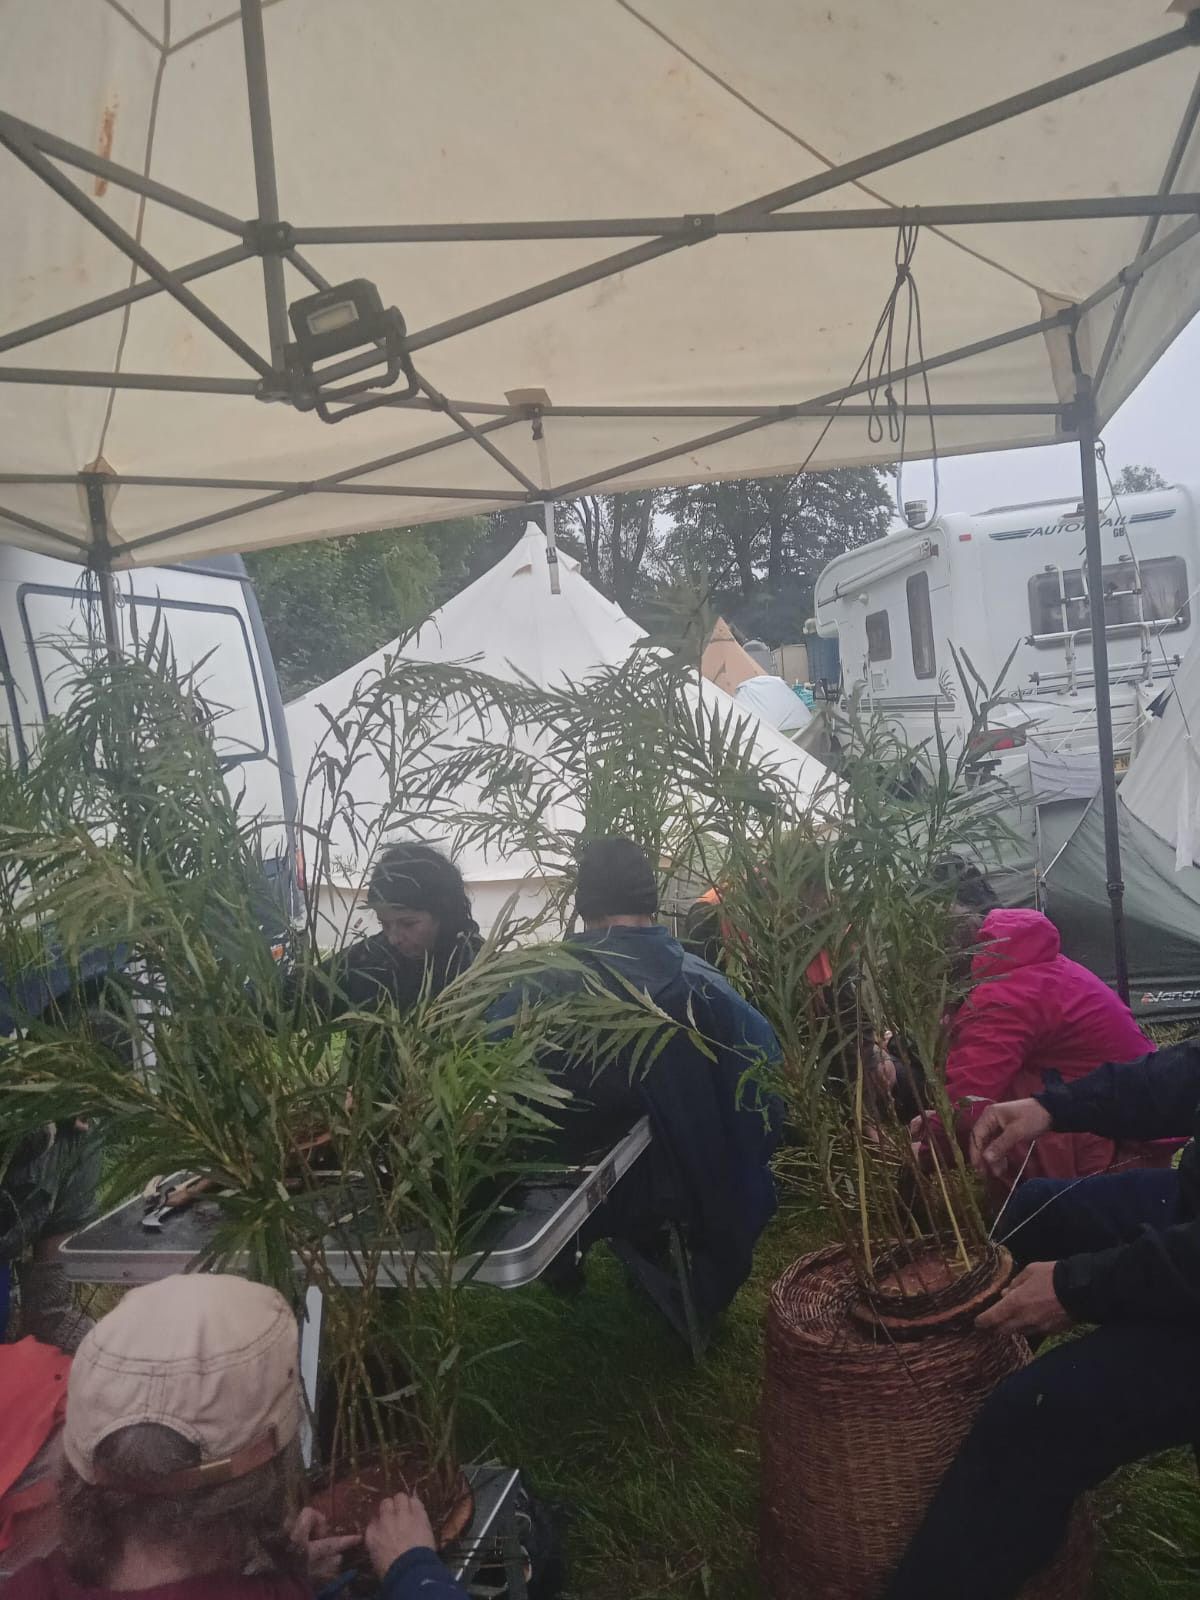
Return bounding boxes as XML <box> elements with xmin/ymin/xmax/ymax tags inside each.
<box><xmin>574</xmin><ymin>837</ymin><xmax>658</xmax><ymax>922</ymax></box>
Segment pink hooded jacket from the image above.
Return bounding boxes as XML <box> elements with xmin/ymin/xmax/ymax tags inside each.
<box><xmin>946</xmin><ymin>908</ymin><xmax>1170</xmax><ymax>1183</ymax></box>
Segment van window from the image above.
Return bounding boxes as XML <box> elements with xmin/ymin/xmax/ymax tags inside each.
<box><xmin>19</xmin><ymin>588</ymin><xmax>269</xmax><ymax>763</ymax></box>
<box><xmin>906</xmin><ymin>572</ymin><xmax>936</xmax><ymax>679</ymax></box>
<box><xmin>0</xmin><ymin>626</ymin><xmax>26</xmax><ymax>764</ymax></box>
<box><xmin>866</xmin><ymin>610</ymin><xmax>892</xmax><ymax>662</ymax></box>
<box><xmin>1027</xmin><ymin>556</ymin><xmax>1189</xmax><ymax>644</ymax></box>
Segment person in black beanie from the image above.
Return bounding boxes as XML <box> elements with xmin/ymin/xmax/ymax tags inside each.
<box><xmin>573</xmin><ymin>836</ymin><xmax>661</xmax><ymax>926</ymax></box>
<box><xmin>494</xmin><ymin>836</ymin><xmax>784</xmax><ymax>1327</ymax></box>
<box><xmin>299</xmin><ymin>843</ymin><xmax>481</xmax><ymax>1022</ymax></box>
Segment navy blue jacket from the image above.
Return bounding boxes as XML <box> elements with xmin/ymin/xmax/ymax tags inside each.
<box><xmin>378</xmin><ymin>1549</ymin><xmax>465</xmax><ymax>1599</ymax></box>
<box><xmin>498</xmin><ymin>925</ymin><xmax>784</xmax><ymax>1319</ymax></box>
<box><xmin>1038</xmin><ymin>1039</ymin><xmax>1200</xmax><ymax>1323</ymax></box>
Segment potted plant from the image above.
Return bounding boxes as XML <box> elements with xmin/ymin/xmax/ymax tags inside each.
<box><xmin>704</xmin><ymin>681</ymin><xmax>1093</xmax><ymax>1600</ymax></box>
<box><xmin>0</xmin><ymin>647</ymin><xmax>679</xmax><ymax>1561</ymax></box>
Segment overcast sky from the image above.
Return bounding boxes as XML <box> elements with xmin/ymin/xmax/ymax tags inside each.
<box><xmin>894</xmin><ymin>315</ymin><xmax>1199</xmax><ymax>520</ymax></box>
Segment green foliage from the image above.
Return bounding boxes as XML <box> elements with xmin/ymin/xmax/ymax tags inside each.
<box><xmin>696</xmin><ymin>672</ymin><xmax>1017</xmax><ymax>1280</ymax></box>
<box><xmin>243</xmin><ymin>472</ymin><xmax>892</xmax><ymax>704</ymax></box>
<box><xmin>415</xmin><ymin>638</ymin><xmax>1017</xmax><ymax>1285</ymax></box>
<box><xmin>1111</xmin><ymin>464</ymin><xmax>1168</xmax><ymax>495</ymax></box>
<box><xmin>657</xmin><ymin>469</ymin><xmax>894</xmax><ymax>645</ymax></box>
<box><xmin>0</xmin><ymin>646</ymin><xmax>685</xmax><ymax>1494</ymax></box>
<box><xmin>244</xmin><ymin>519</ymin><xmax>489</xmax><ymax>697</ymax></box>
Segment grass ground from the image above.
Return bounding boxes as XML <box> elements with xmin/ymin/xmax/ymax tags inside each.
<box><xmin>459</xmin><ymin>1198</ymin><xmax>1200</xmax><ymax>1600</ymax></box>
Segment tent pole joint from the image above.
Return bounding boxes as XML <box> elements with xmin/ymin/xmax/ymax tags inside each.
<box><xmin>683</xmin><ymin>214</ymin><xmax>718</xmax><ymax>243</ymax></box>
<box><xmin>243</xmin><ymin>219</ymin><xmax>296</xmax><ymax>256</ymax></box>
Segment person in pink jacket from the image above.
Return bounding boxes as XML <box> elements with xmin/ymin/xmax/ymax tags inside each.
<box><xmin>941</xmin><ymin>907</ymin><xmax>1172</xmax><ymax>1186</ymax></box>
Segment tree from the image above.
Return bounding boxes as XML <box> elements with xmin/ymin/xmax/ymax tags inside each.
<box><xmin>1111</xmin><ymin>463</ymin><xmax>1168</xmax><ymax>494</ymax></box>
<box><xmin>558</xmin><ymin>492</ymin><xmax>663</xmax><ymax>611</ymax></box>
<box><xmin>656</xmin><ymin>468</ymin><xmax>893</xmax><ymax>645</ymax></box>
<box><xmin>487</xmin><ymin>495</ymin><xmax>666</xmax><ymax>612</ymax></box>
<box><xmin>244</xmin><ymin>518</ymin><xmax>486</xmax><ymax>698</ymax></box>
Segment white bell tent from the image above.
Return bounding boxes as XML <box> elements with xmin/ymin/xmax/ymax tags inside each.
<box><xmin>287</xmin><ymin>526</ymin><xmax>834</xmax><ymax>939</ymax></box>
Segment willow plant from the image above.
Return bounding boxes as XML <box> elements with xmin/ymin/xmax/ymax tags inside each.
<box><xmin>0</xmin><ymin>644</ymin><xmax>685</xmax><ymax>1503</ymax></box>
<box><xmin>387</xmin><ymin>641</ymin><xmax>1021</xmax><ymax>1293</ymax></box>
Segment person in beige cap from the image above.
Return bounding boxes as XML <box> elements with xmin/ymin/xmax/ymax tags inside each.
<box><xmin>0</xmin><ymin>1275</ymin><xmax>467</xmax><ymax>1600</ymax></box>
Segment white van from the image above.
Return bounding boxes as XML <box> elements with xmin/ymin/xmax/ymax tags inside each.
<box><xmin>812</xmin><ymin>484</ymin><xmax>1199</xmax><ymax>777</ymax></box>
<box><xmin>0</xmin><ymin>547</ymin><xmax>297</xmax><ymax>1024</ymax></box>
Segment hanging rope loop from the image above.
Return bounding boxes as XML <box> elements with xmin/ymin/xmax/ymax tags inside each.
<box><xmin>863</xmin><ymin>223</ymin><xmax>940</xmax><ymax>526</ymax></box>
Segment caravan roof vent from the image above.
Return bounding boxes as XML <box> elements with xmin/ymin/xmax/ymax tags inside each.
<box><xmin>903</xmin><ymin>499</ymin><xmax>928</xmax><ymax>526</ymax></box>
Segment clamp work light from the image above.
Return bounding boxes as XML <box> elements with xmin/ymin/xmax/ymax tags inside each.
<box><xmin>285</xmin><ymin>279</ymin><xmax>419</xmax><ymax>423</ymax></box>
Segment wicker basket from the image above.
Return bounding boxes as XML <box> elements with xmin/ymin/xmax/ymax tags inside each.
<box><xmin>760</xmin><ymin>1243</ymin><xmax>1093</xmax><ymax>1600</ymax></box>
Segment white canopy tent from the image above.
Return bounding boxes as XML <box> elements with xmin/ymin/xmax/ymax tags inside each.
<box><xmin>287</xmin><ymin>526</ymin><xmax>834</xmax><ymax>939</ymax></box>
<box><xmin>5</xmin><ymin>0</ymin><xmax>1200</xmax><ymax>991</ymax></box>
<box><xmin>2</xmin><ymin>2</ymin><xmax>1200</xmax><ymax>562</ymax></box>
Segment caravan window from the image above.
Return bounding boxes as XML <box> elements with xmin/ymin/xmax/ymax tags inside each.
<box><xmin>906</xmin><ymin>572</ymin><xmax>936</xmax><ymax>679</ymax></box>
<box><xmin>866</xmin><ymin>610</ymin><xmax>892</xmax><ymax>661</ymax></box>
<box><xmin>1028</xmin><ymin>556</ymin><xmax>1189</xmax><ymax>644</ymax></box>
<box><xmin>19</xmin><ymin>587</ymin><xmax>269</xmax><ymax>763</ymax></box>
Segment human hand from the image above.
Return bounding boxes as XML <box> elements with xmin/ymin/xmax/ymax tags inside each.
<box><xmin>975</xmin><ymin>1260</ymin><xmax>1072</xmax><ymax>1336</ymax></box>
<box><xmin>969</xmin><ymin>1098</ymin><xmax>1052</xmax><ymax>1179</ymax></box>
<box><xmin>871</xmin><ymin>1044</ymin><xmax>897</xmax><ymax>1091</ymax></box>
<box><xmin>291</xmin><ymin>1507</ymin><xmax>360</xmax><ymax>1584</ymax></box>
<box><xmin>907</xmin><ymin>1110</ymin><xmax>952</xmax><ymax>1170</ymax></box>
<box><xmin>365</xmin><ymin>1492</ymin><xmax>437</xmax><ymax>1577</ymax></box>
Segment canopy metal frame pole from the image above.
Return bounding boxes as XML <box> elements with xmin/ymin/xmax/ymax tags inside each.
<box><xmin>0</xmin><ymin>244</ymin><xmax>252</xmax><ymax>356</ymax></box>
<box><xmin>82</xmin><ymin>472</ymin><xmax>122</xmax><ymax>664</ymax></box>
<box><xmin>1073</xmin><ymin>372</ymin><xmax>1131</xmax><ymax>1002</ymax></box>
<box><xmin>289</xmin><ymin>193</ymin><xmax>1200</xmax><ymax>246</ymax></box>
<box><xmin>400</xmin><ymin>16</ymin><xmax>1200</xmax><ymax>356</ymax></box>
<box><xmin>0</xmin><ymin>12</ymin><xmax>1197</xmax><ymax>568</ymax></box>
<box><xmin>239</xmin><ymin>0</ymin><xmax>291</xmax><ymax>371</ymax></box>
<box><xmin>0</xmin><ymin>110</ymin><xmax>245</xmax><ymax>235</ymax></box>
<box><xmin>0</xmin><ymin>119</ymin><xmax>273</xmax><ymax>380</ymax></box>
<box><xmin>0</xmin><ymin>501</ymin><xmax>90</xmax><ymax>557</ymax></box>
<box><xmin>0</xmin><ymin>19</ymin><xmax>1194</xmax><ymax>386</ymax></box>
<box><xmin>1096</xmin><ymin>72</ymin><xmax>1200</xmax><ymax>392</ymax></box>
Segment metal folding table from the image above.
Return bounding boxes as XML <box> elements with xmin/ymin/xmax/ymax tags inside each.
<box><xmin>58</xmin><ymin>1120</ymin><xmax>652</xmax><ymax>1598</ymax></box>
<box><xmin>60</xmin><ymin>1116</ymin><xmax>651</xmax><ymax>1290</ymax></box>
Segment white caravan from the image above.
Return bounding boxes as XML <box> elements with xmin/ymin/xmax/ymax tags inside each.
<box><xmin>0</xmin><ymin>548</ymin><xmax>297</xmax><ymax>1025</ymax></box>
<box><xmin>812</xmin><ymin>485</ymin><xmax>1200</xmax><ymax>787</ymax></box>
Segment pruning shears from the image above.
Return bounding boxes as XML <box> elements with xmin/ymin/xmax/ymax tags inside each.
<box><xmin>141</xmin><ymin>1171</ymin><xmax>218</xmax><ymax>1230</ymax></box>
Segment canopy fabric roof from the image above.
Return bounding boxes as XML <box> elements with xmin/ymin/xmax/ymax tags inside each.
<box><xmin>286</xmin><ymin>526</ymin><xmax>834</xmax><ymax>902</ymax></box>
<box><xmin>700</xmin><ymin>618</ymin><xmax>766</xmax><ymax>694</ymax></box>
<box><xmin>3</xmin><ymin>2</ymin><xmax>1200</xmax><ymax>567</ymax></box>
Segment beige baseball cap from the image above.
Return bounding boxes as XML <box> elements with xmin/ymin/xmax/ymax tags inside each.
<box><xmin>64</xmin><ymin>1274</ymin><xmax>301</xmax><ymax>1493</ymax></box>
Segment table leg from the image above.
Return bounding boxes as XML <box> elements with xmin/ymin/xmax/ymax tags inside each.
<box><xmin>299</xmin><ymin>1285</ymin><xmax>323</xmax><ymax>1469</ymax></box>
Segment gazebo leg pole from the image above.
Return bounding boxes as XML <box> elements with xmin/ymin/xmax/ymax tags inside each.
<box><xmin>531</xmin><ymin>414</ymin><xmax>562</xmax><ymax>595</ymax></box>
<box><xmin>1075</xmin><ymin>378</ymin><xmax>1131</xmax><ymax>1003</ymax></box>
<box><xmin>83</xmin><ymin>471</ymin><xmax>121</xmax><ymax>663</ymax></box>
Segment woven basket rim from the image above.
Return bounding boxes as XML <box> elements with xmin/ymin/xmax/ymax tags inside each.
<box><xmin>769</xmin><ymin>1238</ymin><xmax>1012</xmax><ymax>1350</ymax></box>
<box><xmin>863</xmin><ymin>1237</ymin><xmax>1011</xmax><ymax>1322</ymax></box>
